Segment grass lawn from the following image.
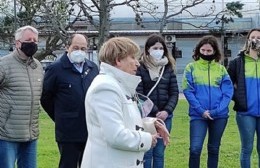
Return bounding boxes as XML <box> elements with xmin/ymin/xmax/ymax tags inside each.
<box><xmin>38</xmin><ymin>100</ymin><xmax>258</xmax><ymax>168</ymax></box>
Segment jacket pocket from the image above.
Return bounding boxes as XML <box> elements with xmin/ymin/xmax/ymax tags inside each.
<box><xmin>0</xmin><ymin>108</ymin><xmax>11</xmax><ymax>137</ymax></box>
<box><xmin>58</xmin><ymin>83</ymin><xmax>73</xmax><ymax>95</ymax></box>
<box><xmin>1</xmin><ymin>108</ymin><xmax>11</xmax><ymax>129</ymax></box>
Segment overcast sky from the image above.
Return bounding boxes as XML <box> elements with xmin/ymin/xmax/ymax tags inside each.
<box><xmin>110</xmin><ymin>0</ymin><xmax>260</xmax><ymax>18</ymax></box>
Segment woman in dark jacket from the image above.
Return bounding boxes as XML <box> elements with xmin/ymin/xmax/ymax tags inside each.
<box><xmin>136</xmin><ymin>34</ymin><xmax>179</xmax><ymax>168</ymax></box>
<box><xmin>227</xmin><ymin>28</ymin><xmax>260</xmax><ymax>168</ymax></box>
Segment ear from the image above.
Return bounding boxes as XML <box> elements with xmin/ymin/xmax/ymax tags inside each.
<box><xmin>15</xmin><ymin>40</ymin><xmax>19</xmax><ymax>45</ymax></box>
<box><xmin>15</xmin><ymin>40</ymin><xmax>20</xmax><ymax>49</ymax></box>
<box><xmin>115</xmin><ymin>57</ymin><xmax>122</xmax><ymax>68</ymax></box>
<box><xmin>66</xmin><ymin>45</ymin><xmax>70</xmax><ymax>53</ymax></box>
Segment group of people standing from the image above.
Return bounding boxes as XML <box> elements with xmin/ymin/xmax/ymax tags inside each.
<box><xmin>182</xmin><ymin>28</ymin><xmax>260</xmax><ymax>168</ymax></box>
<box><xmin>0</xmin><ymin>24</ymin><xmax>260</xmax><ymax>168</ymax></box>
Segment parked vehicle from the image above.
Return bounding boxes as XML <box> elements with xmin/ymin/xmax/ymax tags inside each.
<box><xmin>40</xmin><ymin>59</ymin><xmax>54</xmax><ymax>71</ymax></box>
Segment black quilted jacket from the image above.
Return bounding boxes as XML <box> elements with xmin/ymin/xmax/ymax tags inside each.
<box><xmin>227</xmin><ymin>51</ymin><xmax>248</xmax><ymax>111</ymax></box>
<box><xmin>136</xmin><ymin>63</ymin><xmax>179</xmax><ymax>117</ymax></box>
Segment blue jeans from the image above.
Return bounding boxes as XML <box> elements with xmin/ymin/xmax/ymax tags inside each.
<box><xmin>0</xmin><ymin>139</ymin><xmax>37</xmax><ymax>168</ymax></box>
<box><xmin>189</xmin><ymin>118</ymin><xmax>227</xmax><ymax>168</ymax></box>
<box><xmin>144</xmin><ymin>117</ymin><xmax>172</xmax><ymax>168</ymax></box>
<box><xmin>236</xmin><ymin>114</ymin><xmax>260</xmax><ymax>168</ymax></box>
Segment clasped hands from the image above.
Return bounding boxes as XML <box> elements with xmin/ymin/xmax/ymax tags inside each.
<box><xmin>151</xmin><ymin>118</ymin><xmax>170</xmax><ymax>147</ymax></box>
<box><xmin>202</xmin><ymin>110</ymin><xmax>213</xmax><ymax>120</ymax></box>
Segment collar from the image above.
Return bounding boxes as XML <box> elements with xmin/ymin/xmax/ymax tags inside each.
<box><xmin>245</xmin><ymin>53</ymin><xmax>260</xmax><ymax>61</ymax></box>
<box><xmin>197</xmin><ymin>58</ymin><xmax>215</xmax><ymax>65</ymax></box>
<box><xmin>99</xmin><ymin>62</ymin><xmax>141</xmax><ymax>96</ymax></box>
<box><xmin>13</xmin><ymin>50</ymin><xmax>38</xmax><ymax>69</ymax></box>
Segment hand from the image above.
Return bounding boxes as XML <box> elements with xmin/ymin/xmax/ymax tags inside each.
<box><xmin>156</xmin><ymin>111</ymin><xmax>168</xmax><ymax>121</ymax></box>
<box><xmin>202</xmin><ymin>110</ymin><xmax>213</xmax><ymax>120</ymax></box>
<box><xmin>154</xmin><ymin>119</ymin><xmax>170</xmax><ymax>146</ymax></box>
<box><xmin>151</xmin><ymin>134</ymin><xmax>159</xmax><ymax>148</ymax></box>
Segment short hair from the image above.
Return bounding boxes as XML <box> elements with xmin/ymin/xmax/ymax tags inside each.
<box><xmin>243</xmin><ymin>28</ymin><xmax>260</xmax><ymax>54</ymax></box>
<box><xmin>192</xmin><ymin>35</ymin><xmax>222</xmax><ymax>62</ymax></box>
<box><xmin>15</xmin><ymin>25</ymin><xmax>38</xmax><ymax>40</ymax></box>
<box><xmin>67</xmin><ymin>34</ymin><xmax>88</xmax><ymax>46</ymax></box>
<box><xmin>99</xmin><ymin>37</ymin><xmax>140</xmax><ymax>66</ymax></box>
<box><xmin>139</xmin><ymin>33</ymin><xmax>175</xmax><ymax>70</ymax></box>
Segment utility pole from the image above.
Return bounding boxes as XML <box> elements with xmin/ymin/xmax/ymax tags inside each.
<box><xmin>221</xmin><ymin>0</ymin><xmax>224</xmax><ymax>54</ymax></box>
<box><xmin>221</xmin><ymin>0</ymin><xmax>228</xmax><ymax>67</ymax></box>
<box><xmin>259</xmin><ymin>0</ymin><xmax>260</xmax><ymax>26</ymax></box>
<box><xmin>10</xmin><ymin>0</ymin><xmax>17</xmax><ymax>51</ymax></box>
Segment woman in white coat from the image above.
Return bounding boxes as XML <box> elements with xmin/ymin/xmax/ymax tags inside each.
<box><xmin>81</xmin><ymin>37</ymin><xmax>169</xmax><ymax>168</ymax></box>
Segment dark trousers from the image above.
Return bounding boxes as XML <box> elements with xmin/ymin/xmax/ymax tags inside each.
<box><xmin>57</xmin><ymin>142</ymin><xmax>86</xmax><ymax>168</ymax></box>
<box><xmin>189</xmin><ymin>118</ymin><xmax>228</xmax><ymax>168</ymax></box>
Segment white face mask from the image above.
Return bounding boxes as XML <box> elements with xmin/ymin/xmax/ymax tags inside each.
<box><xmin>69</xmin><ymin>50</ymin><xmax>87</xmax><ymax>63</ymax></box>
<box><xmin>149</xmin><ymin>49</ymin><xmax>164</xmax><ymax>60</ymax></box>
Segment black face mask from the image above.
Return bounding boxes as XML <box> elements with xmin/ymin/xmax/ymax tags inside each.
<box><xmin>20</xmin><ymin>42</ymin><xmax>38</xmax><ymax>57</ymax></box>
<box><xmin>200</xmin><ymin>53</ymin><xmax>216</xmax><ymax>61</ymax></box>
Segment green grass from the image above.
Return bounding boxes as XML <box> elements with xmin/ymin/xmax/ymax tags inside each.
<box><xmin>38</xmin><ymin>109</ymin><xmax>59</xmax><ymax>168</ymax></box>
<box><xmin>38</xmin><ymin>100</ymin><xmax>258</xmax><ymax>168</ymax></box>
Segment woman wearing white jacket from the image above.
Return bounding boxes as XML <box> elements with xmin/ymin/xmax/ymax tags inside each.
<box><xmin>81</xmin><ymin>37</ymin><xmax>169</xmax><ymax>168</ymax></box>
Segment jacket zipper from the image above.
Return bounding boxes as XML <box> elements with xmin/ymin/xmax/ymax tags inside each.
<box><xmin>27</xmin><ymin>65</ymin><xmax>33</xmax><ymax>140</ymax></box>
<box><xmin>256</xmin><ymin>61</ymin><xmax>259</xmax><ymax>115</ymax></box>
<box><xmin>208</xmin><ymin>62</ymin><xmax>211</xmax><ymax>109</ymax></box>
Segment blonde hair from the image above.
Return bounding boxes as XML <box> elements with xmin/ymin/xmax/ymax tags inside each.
<box><xmin>99</xmin><ymin>37</ymin><xmax>140</xmax><ymax>65</ymax></box>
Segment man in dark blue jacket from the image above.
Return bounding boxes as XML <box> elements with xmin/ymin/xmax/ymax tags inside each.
<box><xmin>40</xmin><ymin>34</ymin><xmax>99</xmax><ymax>168</ymax></box>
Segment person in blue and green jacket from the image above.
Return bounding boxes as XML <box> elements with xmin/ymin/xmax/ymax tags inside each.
<box><xmin>227</xmin><ymin>28</ymin><xmax>260</xmax><ymax>168</ymax></box>
<box><xmin>182</xmin><ymin>35</ymin><xmax>233</xmax><ymax>168</ymax></box>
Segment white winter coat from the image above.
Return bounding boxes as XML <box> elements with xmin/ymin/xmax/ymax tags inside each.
<box><xmin>81</xmin><ymin>63</ymin><xmax>152</xmax><ymax>168</ymax></box>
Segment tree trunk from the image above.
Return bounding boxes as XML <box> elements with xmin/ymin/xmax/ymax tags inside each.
<box><xmin>159</xmin><ymin>0</ymin><xmax>168</xmax><ymax>33</ymax></box>
<box><xmin>98</xmin><ymin>0</ymin><xmax>110</xmax><ymax>49</ymax></box>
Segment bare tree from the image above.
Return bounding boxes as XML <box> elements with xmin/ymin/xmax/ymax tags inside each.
<box><xmin>0</xmin><ymin>0</ymin><xmax>244</xmax><ymax>61</ymax></box>
<box><xmin>38</xmin><ymin>0</ymin><xmax>141</xmax><ymax>58</ymax></box>
<box><xmin>76</xmin><ymin>0</ymin><xmax>140</xmax><ymax>49</ymax></box>
<box><xmin>132</xmin><ymin>0</ymin><xmax>218</xmax><ymax>32</ymax></box>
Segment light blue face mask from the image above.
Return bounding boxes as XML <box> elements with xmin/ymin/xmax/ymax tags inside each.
<box><xmin>149</xmin><ymin>49</ymin><xmax>164</xmax><ymax>60</ymax></box>
<box><xmin>69</xmin><ymin>50</ymin><xmax>87</xmax><ymax>63</ymax></box>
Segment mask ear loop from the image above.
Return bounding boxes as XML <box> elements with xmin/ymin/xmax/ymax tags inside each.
<box><xmin>136</xmin><ymin>92</ymin><xmax>150</xmax><ymax>100</ymax></box>
<box><xmin>136</xmin><ymin>92</ymin><xmax>147</xmax><ymax>103</ymax></box>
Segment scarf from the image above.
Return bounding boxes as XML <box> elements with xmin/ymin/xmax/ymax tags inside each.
<box><xmin>148</xmin><ymin>57</ymin><xmax>168</xmax><ymax>81</ymax></box>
